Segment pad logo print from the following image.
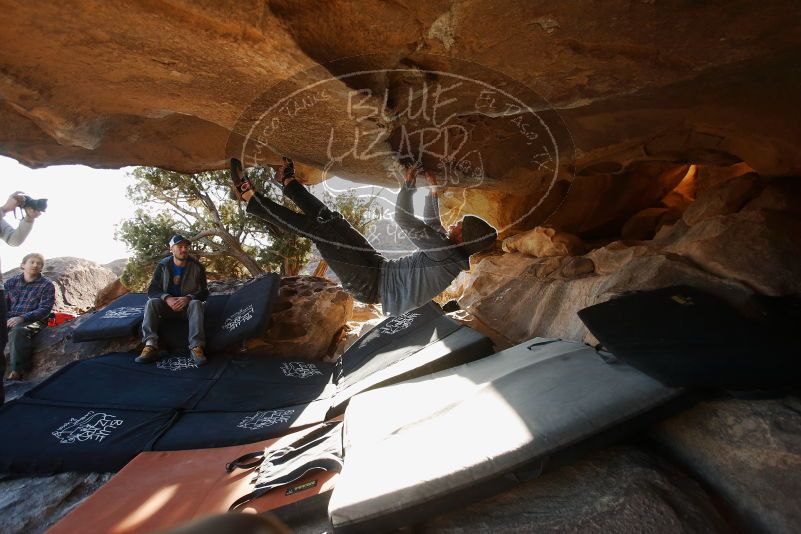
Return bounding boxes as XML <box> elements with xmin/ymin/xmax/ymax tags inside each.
<box><xmin>223</xmin><ymin>304</ymin><xmax>255</xmax><ymax>332</ymax></box>
<box><xmin>280</xmin><ymin>362</ymin><xmax>323</xmax><ymax>379</ymax></box>
<box><xmin>379</xmin><ymin>312</ymin><xmax>421</xmax><ymax>335</ymax></box>
<box><xmin>156</xmin><ymin>356</ymin><xmax>199</xmax><ymax>372</ymax></box>
<box><xmin>52</xmin><ymin>411</ymin><xmax>124</xmax><ymax>444</ymax></box>
<box><xmin>237</xmin><ymin>409</ymin><xmax>295</xmax><ymax>430</ymax></box>
<box><xmin>100</xmin><ymin>306</ymin><xmax>143</xmax><ymax>320</ymax></box>
<box><xmin>360</xmin><ymin>311</ymin><xmax>422</xmax><ymax>346</ymax></box>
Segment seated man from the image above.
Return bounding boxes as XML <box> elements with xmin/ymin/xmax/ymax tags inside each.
<box><xmin>231</xmin><ymin>158</ymin><xmax>497</xmax><ymax>316</ymax></box>
<box><xmin>4</xmin><ymin>253</ymin><xmax>55</xmax><ymax>380</ymax></box>
<box><xmin>137</xmin><ymin>234</ymin><xmax>209</xmax><ymax>365</ymax></box>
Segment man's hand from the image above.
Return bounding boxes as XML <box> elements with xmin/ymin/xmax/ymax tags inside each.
<box><xmin>24</xmin><ymin>207</ymin><xmax>43</xmax><ymax>220</ymax></box>
<box><xmin>424</xmin><ymin>170</ymin><xmax>441</xmax><ymax>197</ymax></box>
<box><xmin>404</xmin><ymin>165</ymin><xmax>420</xmax><ymax>188</ymax></box>
<box><xmin>7</xmin><ymin>317</ymin><xmax>23</xmax><ymax>329</ymax></box>
<box><xmin>166</xmin><ymin>296</ymin><xmax>190</xmax><ymax>311</ymax></box>
<box><xmin>2</xmin><ymin>192</ymin><xmax>25</xmax><ymax>214</ymax></box>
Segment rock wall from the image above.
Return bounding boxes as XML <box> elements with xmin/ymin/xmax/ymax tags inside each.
<box><xmin>456</xmin><ymin>172</ymin><xmax>801</xmax><ymax>346</ymax></box>
<box><xmin>1</xmin><ymin>2</ymin><xmax>799</xmax><ymax>251</ymax></box>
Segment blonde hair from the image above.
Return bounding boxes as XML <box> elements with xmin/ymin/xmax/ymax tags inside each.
<box><xmin>21</xmin><ymin>252</ymin><xmax>45</xmax><ymax>266</ymax></box>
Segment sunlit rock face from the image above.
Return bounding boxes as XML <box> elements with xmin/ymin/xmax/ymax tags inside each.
<box><xmin>242</xmin><ymin>275</ymin><xmax>353</xmax><ymax>360</ymax></box>
<box><xmin>2</xmin><ymin>1</ymin><xmax>801</xmax><ymax>236</ymax></box>
<box><xmin>455</xmin><ymin>172</ymin><xmax>801</xmax><ymax>346</ymax></box>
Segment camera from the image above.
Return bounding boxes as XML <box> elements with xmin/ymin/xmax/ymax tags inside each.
<box><xmin>21</xmin><ymin>195</ymin><xmax>47</xmax><ymax>212</ymax></box>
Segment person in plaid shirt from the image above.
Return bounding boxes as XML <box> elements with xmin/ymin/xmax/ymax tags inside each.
<box><xmin>4</xmin><ymin>253</ymin><xmax>54</xmax><ymax>381</ymax></box>
<box><xmin>1</xmin><ymin>192</ymin><xmax>44</xmax><ymax>406</ymax></box>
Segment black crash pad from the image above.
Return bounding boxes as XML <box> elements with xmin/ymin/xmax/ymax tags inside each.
<box><xmin>152</xmin><ymin>400</ymin><xmax>332</xmax><ymax>451</ymax></box>
<box><xmin>72</xmin><ymin>293</ymin><xmax>149</xmax><ymax>342</ymax></box>
<box><xmin>73</xmin><ymin>275</ymin><xmax>280</xmax><ymax>355</ymax></box>
<box><xmin>0</xmin><ymin>399</ymin><xmax>175</xmax><ymax>473</ymax></box>
<box><xmin>24</xmin><ymin>352</ymin><xmax>228</xmax><ymax>410</ymax></box>
<box><xmin>0</xmin><ymin>302</ymin><xmax>493</xmax><ymax>473</ymax></box>
<box><xmin>195</xmin><ymin>358</ymin><xmax>336</xmax><ymax>411</ymax></box>
<box><xmin>330</xmin><ymin>302</ymin><xmax>494</xmax><ymax>414</ymax></box>
<box><xmin>328</xmin><ymin>339</ymin><xmax>684</xmax><ymax>533</ymax></box>
<box><xmin>577</xmin><ymin>285</ymin><xmax>801</xmax><ymax>389</ymax></box>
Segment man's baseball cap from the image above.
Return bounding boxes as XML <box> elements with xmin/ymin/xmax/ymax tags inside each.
<box><xmin>169</xmin><ymin>234</ymin><xmax>191</xmax><ymax>247</ymax></box>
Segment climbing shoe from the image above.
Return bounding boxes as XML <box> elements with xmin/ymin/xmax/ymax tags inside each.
<box><xmin>135</xmin><ymin>345</ymin><xmax>159</xmax><ymax>364</ymax></box>
<box><xmin>281</xmin><ymin>156</ymin><xmax>295</xmax><ymax>184</ymax></box>
<box><xmin>230</xmin><ymin>158</ymin><xmax>255</xmax><ymax>201</ymax></box>
<box><xmin>191</xmin><ymin>346</ymin><xmax>207</xmax><ymax>366</ymax></box>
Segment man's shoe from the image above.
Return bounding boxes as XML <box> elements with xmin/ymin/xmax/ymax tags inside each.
<box><xmin>279</xmin><ymin>156</ymin><xmax>295</xmax><ymax>186</ymax></box>
<box><xmin>191</xmin><ymin>346</ymin><xmax>207</xmax><ymax>366</ymax></box>
<box><xmin>135</xmin><ymin>345</ymin><xmax>159</xmax><ymax>364</ymax></box>
<box><xmin>230</xmin><ymin>158</ymin><xmax>256</xmax><ymax>201</ymax></box>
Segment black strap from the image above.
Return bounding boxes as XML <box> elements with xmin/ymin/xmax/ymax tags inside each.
<box><xmin>228</xmin><ymin>421</ymin><xmax>343</xmax><ymax>511</ymax></box>
<box><xmin>225</xmin><ymin>451</ymin><xmax>264</xmax><ymax>473</ymax></box>
<box><xmin>228</xmin><ymin>455</ymin><xmax>343</xmax><ymax>511</ymax></box>
<box><xmin>224</xmin><ymin>420</ymin><xmax>338</xmax><ymax>474</ymax></box>
<box><xmin>526</xmin><ymin>339</ymin><xmax>560</xmax><ymax>350</ymax></box>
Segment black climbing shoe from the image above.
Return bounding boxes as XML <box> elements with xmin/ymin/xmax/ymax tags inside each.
<box><xmin>276</xmin><ymin>156</ymin><xmax>295</xmax><ymax>187</ymax></box>
<box><xmin>230</xmin><ymin>158</ymin><xmax>255</xmax><ymax>200</ymax></box>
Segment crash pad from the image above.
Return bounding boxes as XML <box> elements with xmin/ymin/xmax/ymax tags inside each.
<box><xmin>577</xmin><ymin>285</ymin><xmax>801</xmax><ymax>389</ymax></box>
<box><xmin>328</xmin><ymin>339</ymin><xmax>684</xmax><ymax>532</ymax></box>
<box><xmin>49</xmin><ymin>421</ymin><xmax>341</xmax><ymax>534</ymax></box>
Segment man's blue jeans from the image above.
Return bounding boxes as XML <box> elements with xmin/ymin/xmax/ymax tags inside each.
<box><xmin>141</xmin><ymin>298</ymin><xmax>205</xmax><ymax>349</ymax></box>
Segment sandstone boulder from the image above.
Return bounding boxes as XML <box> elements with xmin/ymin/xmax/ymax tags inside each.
<box><xmin>243</xmin><ymin>276</ymin><xmax>353</xmax><ymax>360</ymax></box>
<box><xmin>102</xmin><ymin>258</ymin><xmax>128</xmax><ymax>277</ymax></box>
<box><xmin>458</xmin><ymin>245</ymin><xmax>754</xmax><ymax>346</ymax></box>
<box><xmin>501</xmin><ymin>226</ymin><xmax>588</xmax><ymax>257</ymax></box>
<box><xmin>0</xmin><ymin>472</ymin><xmax>113</xmax><ymax>534</ymax></box>
<box><xmin>3</xmin><ymin>2</ymin><xmax>801</xmax><ymax>237</ymax></box>
<box><xmin>419</xmin><ymin>447</ymin><xmax>728</xmax><ymax>533</ymax></box>
<box><xmin>621</xmin><ymin>207</ymin><xmax>681</xmax><ymax>241</ymax></box>
<box><xmin>652</xmin><ymin>396</ymin><xmax>801</xmax><ymax>533</ymax></box>
<box><xmin>681</xmin><ymin>173</ymin><xmax>763</xmax><ymax>226</ymax></box>
<box><xmin>456</xmin><ymin>169</ymin><xmax>800</xmax><ymax>344</ymax></box>
<box><xmin>667</xmin><ymin>209</ymin><xmax>801</xmax><ymax>295</ymax></box>
<box><xmin>743</xmin><ymin>177</ymin><xmax>801</xmax><ymax>214</ymax></box>
<box><xmin>94</xmin><ymin>279</ymin><xmax>129</xmax><ymax>310</ymax></box>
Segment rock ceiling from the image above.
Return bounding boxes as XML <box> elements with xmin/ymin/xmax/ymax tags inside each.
<box><xmin>1</xmin><ymin>1</ymin><xmax>799</xmax><ymax>231</ymax></box>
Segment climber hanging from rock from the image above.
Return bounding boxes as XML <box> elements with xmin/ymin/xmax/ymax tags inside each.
<box><xmin>230</xmin><ymin>157</ymin><xmax>497</xmax><ymax>316</ymax></box>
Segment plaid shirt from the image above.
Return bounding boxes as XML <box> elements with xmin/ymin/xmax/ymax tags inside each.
<box><xmin>4</xmin><ymin>273</ymin><xmax>55</xmax><ymax>322</ymax></box>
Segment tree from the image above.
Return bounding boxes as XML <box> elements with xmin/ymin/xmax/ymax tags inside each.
<box><xmin>116</xmin><ymin>166</ymin><xmax>380</xmax><ymax>288</ymax></box>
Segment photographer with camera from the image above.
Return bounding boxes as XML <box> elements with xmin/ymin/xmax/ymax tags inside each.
<box><xmin>0</xmin><ymin>191</ymin><xmax>45</xmax><ymax>407</ymax></box>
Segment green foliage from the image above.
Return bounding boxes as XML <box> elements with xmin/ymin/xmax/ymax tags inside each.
<box><xmin>116</xmin><ymin>167</ymin><xmax>272</xmax><ymax>287</ymax></box>
<box><xmin>116</xmin><ymin>166</ymin><xmax>381</xmax><ymax>284</ymax></box>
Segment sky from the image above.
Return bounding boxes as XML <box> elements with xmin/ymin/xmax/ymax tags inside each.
<box><xmin>0</xmin><ymin>156</ymin><xmax>137</xmax><ymax>273</ymax></box>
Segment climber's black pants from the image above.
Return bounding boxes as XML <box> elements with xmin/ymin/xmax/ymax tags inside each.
<box><xmin>246</xmin><ymin>182</ymin><xmax>384</xmax><ymax>303</ymax></box>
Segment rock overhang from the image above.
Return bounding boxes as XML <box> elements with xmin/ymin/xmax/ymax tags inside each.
<box><xmin>2</xmin><ymin>0</ymin><xmax>800</xmax><ymax>235</ymax></box>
